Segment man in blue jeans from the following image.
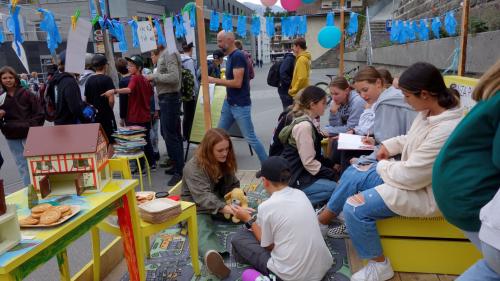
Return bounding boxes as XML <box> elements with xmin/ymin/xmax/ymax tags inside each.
<box><xmin>208</xmin><ymin>31</ymin><xmax>268</xmax><ymax>163</ymax></box>
<box><xmin>146</xmin><ymin>45</ymin><xmax>184</xmax><ymax>186</ymax></box>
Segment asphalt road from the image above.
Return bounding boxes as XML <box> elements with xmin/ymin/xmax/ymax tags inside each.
<box><xmin>1</xmin><ymin>64</ymin><xmax>338</xmax><ymax>280</ymax></box>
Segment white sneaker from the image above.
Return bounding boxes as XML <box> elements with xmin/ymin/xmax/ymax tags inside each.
<box><xmin>351</xmin><ymin>259</ymin><xmax>394</xmax><ymax>281</ymax></box>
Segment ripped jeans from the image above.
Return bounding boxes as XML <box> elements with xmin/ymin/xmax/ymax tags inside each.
<box><xmin>343</xmin><ymin>188</ymin><xmax>396</xmax><ymax>259</ymax></box>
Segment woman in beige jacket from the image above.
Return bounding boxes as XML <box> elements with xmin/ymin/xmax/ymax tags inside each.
<box><xmin>339</xmin><ymin>62</ymin><xmax>463</xmax><ymax>281</ymax></box>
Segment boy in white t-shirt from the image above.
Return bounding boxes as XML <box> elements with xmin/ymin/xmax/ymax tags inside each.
<box><xmin>205</xmin><ymin>156</ymin><xmax>333</xmax><ymax>280</ymax></box>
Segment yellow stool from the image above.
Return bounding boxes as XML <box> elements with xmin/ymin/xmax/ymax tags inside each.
<box><xmin>376</xmin><ymin>216</ymin><xmax>482</xmax><ymax>274</ymax></box>
<box><xmin>115</xmin><ymin>152</ymin><xmax>151</xmax><ymax>191</ymax></box>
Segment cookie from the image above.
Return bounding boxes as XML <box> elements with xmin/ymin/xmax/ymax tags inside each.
<box><xmin>40</xmin><ymin>209</ymin><xmax>62</xmax><ymax>225</ymax></box>
<box><xmin>32</xmin><ymin>203</ymin><xmax>52</xmax><ymax>213</ymax></box>
<box><xmin>20</xmin><ymin>216</ymin><xmax>39</xmax><ymax>225</ymax></box>
<box><xmin>55</xmin><ymin>205</ymin><xmax>70</xmax><ymax>213</ymax></box>
<box><xmin>31</xmin><ymin>212</ymin><xmax>42</xmax><ymax>219</ymax></box>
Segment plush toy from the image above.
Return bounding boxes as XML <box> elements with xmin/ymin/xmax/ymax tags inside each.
<box><xmin>223</xmin><ymin>188</ymin><xmax>248</xmax><ymax>223</ymax></box>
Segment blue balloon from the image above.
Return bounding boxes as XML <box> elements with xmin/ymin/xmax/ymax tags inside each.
<box><xmin>318</xmin><ymin>26</ymin><xmax>341</xmax><ymax>48</ymax></box>
<box><xmin>302</xmin><ymin>0</ymin><xmax>316</xmax><ymax>3</ymax></box>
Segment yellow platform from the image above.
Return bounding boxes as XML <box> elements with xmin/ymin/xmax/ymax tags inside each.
<box><xmin>377</xmin><ymin>216</ymin><xmax>482</xmax><ymax>275</ymax></box>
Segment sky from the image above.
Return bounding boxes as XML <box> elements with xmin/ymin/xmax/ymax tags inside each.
<box><xmin>236</xmin><ymin>0</ymin><xmax>283</xmax><ymax>8</ymax></box>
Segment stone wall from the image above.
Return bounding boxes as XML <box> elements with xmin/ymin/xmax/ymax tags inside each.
<box><xmin>343</xmin><ymin>29</ymin><xmax>500</xmax><ymax>76</ymax></box>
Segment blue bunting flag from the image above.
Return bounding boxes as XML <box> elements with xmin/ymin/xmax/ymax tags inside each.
<box><xmin>346</xmin><ymin>12</ymin><xmax>358</xmax><ymax>36</ymax></box>
<box><xmin>431</xmin><ymin>17</ymin><xmax>441</xmax><ymax>39</ymax></box>
<box><xmin>266</xmin><ymin>16</ymin><xmax>275</xmax><ymax>37</ymax></box>
<box><xmin>153</xmin><ymin>19</ymin><xmax>166</xmax><ymax>47</ymax></box>
<box><xmin>419</xmin><ymin>19</ymin><xmax>429</xmax><ymax>41</ymax></box>
<box><xmin>251</xmin><ymin>15</ymin><xmax>260</xmax><ymax>36</ymax></box>
<box><xmin>189</xmin><ymin>6</ymin><xmax>196</xmax><ymax>27</ymax></box>
<box><xmin>398</xmin><ymin>21</ymin><xmax>408</xmax><ymax>44</ymax></box>
<box><xmin>222</xmin><ymin>13</ymin><xmax>232</xmax><ymax>32</ymax></box>
<box><xmin>390</xmin><ymin>20</ymin><xmax>399</xmax><ymax>43</ymax></box>
<box><xmin>407</xmin><ymin>20</ymin><xmax>416</xmax><ymax>41</ymax></box>
<box><xmin>209</xmin><ymin>10</ymin><xmax>219</xmax><ymax>31</ymax></box>
<box><xmin>299</xmin><ymin>15</ymin><xmax>307</xmax><ymax>36</ymax></box>
<box><xmin>37</xmin><ymin>8</ymin><xmax>62</xmax><ymax>55</ymax></box>
<box><xmin>111</xmin><ymin>20</ymin><xmax>128</xmax><ymax>52</ymax></box>
<box><xmin>326</xmin><ymin>12</ymin><xmax>334</xmax><ymax>26</ymax></box>
<box><xmin>0</xmin><ymin>28</ymin><xmax>4</xmax><ymax>44</ymax></box>
<box><xmin>444</xmin><ymin>11</ymin><xmax>457</xmax><ymax>36</ymax></box>
<box><xmin>7</xmin><ymin>4</ymin><xmax>24</xmax><ymax>56</ymax></box>
<box><xmin>128</xmin><ymin>19</ymin><xmax>140</xmax><ymax>48</ymax></box>
<box><xmin>237</xmin><ymin>15</ymin><xmax>247</xmax><ymax>38</ymax></box>
<box><xmin>174</xmin><ymin>15</ymin><xmax>186</xmax><ymax>38</ymax></box>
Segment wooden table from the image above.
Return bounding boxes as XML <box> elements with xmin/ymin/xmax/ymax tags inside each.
<box><xmin>0</xmin><ymin>179</ymin><xmax>145</xmax><ymax>281</ymax></box>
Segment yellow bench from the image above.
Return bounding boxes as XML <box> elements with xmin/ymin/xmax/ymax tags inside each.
<box><xmin>376</xmin><ymin>216</ymin><xmax>482</xmax><ymax>275</ymax></box>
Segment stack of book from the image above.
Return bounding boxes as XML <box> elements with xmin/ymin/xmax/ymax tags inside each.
<box><xmin>112</xmin><ymin>126</ymin><xmax>147</xmax><ymax>156</ymax></box>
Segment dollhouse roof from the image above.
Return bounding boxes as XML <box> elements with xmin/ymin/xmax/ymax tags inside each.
<box><xmin>24</xmin><ymin>124</ymin><xmax>108</xmax><ymax>157</ymax></box>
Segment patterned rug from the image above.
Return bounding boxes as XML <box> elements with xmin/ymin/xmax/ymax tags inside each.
<box><xmin>120</xmin><ymin>184</ymin><xmax>351</xmax><ymax>281</ymax></box>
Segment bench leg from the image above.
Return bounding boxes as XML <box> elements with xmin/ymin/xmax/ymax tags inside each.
<box><xmin>56</xmin><ymin>249</ymin><xmax>71</xmax><ymax>281</ymax></box>
<box><xmin>144</xmin><ymin>236</ymin><xmax>151</xmax><ymax>258</ymax></box>
<box><xmin>91</xmin><ymin>227</ymin><xmax>101</xmax><ymax>281</ymax></box>
<box><xmin>187</xmin><ymin>212</ymin><xmax>200</xmax><ymax>275</ymax></box>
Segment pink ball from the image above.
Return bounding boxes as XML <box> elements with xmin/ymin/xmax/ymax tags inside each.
<box><xmin>242</xmin><ymin>269</ymin><xmax>263</xmax><ymax>281</ymax></box>
<box><xmin>281</xmin><ymin>0</ymin><xmax>302</xmax><ymax>11</ymax></box>
<box><xmin>261</xmin><ymin>0</ymin><xmax>278</xmax><ymax>7</ymax></box>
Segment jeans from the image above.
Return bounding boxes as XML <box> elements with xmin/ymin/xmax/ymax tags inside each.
<box><xmin>302</xmin><ymin>178</ymin><xmax>337</xmax><ymax>206</ymax></box>
<box><xmin>150</xmin><ymin>116</ymin><xmax>159</xmax><ymax>155</ymax></box>
<box><xmin>182</xmin><ymin>99</ymin><xmax>196</xmax><ymax>141</ymax></box>
<box><xmin>197</xmin><ymin>214</ymin><xmax>226</xmax><ymax>258</ymax></box>
<box><xmin>159</xmin><ymin>93</ymin><xmax>184</xmax><ymax>174</ymax></box>
<box><xmin>218</xmin><ymin>100</ymin><xmax>268</xmax><ymax>163</ymax></box>
<box><xmin>278</xmin><ymin>87</ymin><xmax>293</xmax><ymax>111</ymax></box>
<box><xmin>343</xmin><ymin>188</ymin><xmax>396</xmax><ymax>259</ymax></box>
<box><xmin>458</xmin><ymin>231</ymin><xmax>500</xmax><ymax>281</ymax></box>
<box><xmin>231</xmin><ymin>228</ymin><xmax>273</xmax><ymax>276</ymax></box>
<box><xmin>6</xmin><ymin>138</ymin><xmax>30</xmax><ymax>186</ymax></box>
<box><xmin>326</xmin><ymin>164</ymin><xmax>384</xmax><ymax>215</ymax></box>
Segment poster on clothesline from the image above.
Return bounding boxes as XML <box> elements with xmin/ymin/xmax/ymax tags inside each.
<box><xmin>164</xmin><ymin>18</ymin><xmax>178</xmax><ymax>55</ymax></box>
<box><xmin>444</xmin><ymin>75</ymin><xmax>478</xmax><ymax>113</ymax></box>
<box><xmin>183</xmin><ymin>13</ymin><xmax>194</xmax><ymax>45</ymax></box>
<box><xmin>65</xmin><ymin>19</ymin><xmax>92</xmax><ymax>74</ymax></box>
<box><xmin>12</xmin><ymin>41</ymin><xmax>29</xmax><ymax>73</ymax></box>
<box><xmin>137</xmin><ymin>21</ymin><xmax>157</xmax><ymax>53</ymax></box>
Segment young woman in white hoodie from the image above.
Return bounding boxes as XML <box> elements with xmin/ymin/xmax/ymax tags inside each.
<box><xmin>331</xmin><ymin>62</ymin><xmax>463</xmax><ymax>281</ymax></box>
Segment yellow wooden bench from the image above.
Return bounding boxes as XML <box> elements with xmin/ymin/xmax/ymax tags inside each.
<box><xmin>376</xmin><ymin>216</ymin><xmax>482</xmax><ymax>275</ymax></box>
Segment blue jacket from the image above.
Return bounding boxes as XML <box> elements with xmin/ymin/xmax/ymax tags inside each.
<box><xmin>278</xmin><ymin>53</ymin><xmax>295</xmax><ymax>90</ymax></box>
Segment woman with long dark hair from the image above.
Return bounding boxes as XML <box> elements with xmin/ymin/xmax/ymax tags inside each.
<box><xmin>0</xmin><ymin>66</ymin><xmax>44</xmax><ymax>186</ymax></box>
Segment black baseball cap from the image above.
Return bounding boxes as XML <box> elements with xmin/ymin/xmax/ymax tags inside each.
<box><xmin>125</xmin><ymin>55</ymin><xmax>144</xmax><ymax>68</ymax></box>
<box><xmin>182</xmin><ymin>42</ymin><xmax>194</xmax><ymax>51</ymax></box>
<box><xmin>256</xmin><ymin>156</ymin><xmax>291</xmax><ymax>182</ymax></box>
<box><xmin>92</xmin><ymin>54</ymin><xmax>108</xmax><ymax>67</ymax></box>
<box><xmin>213</xmin><ymin>50</ymin><xmax>224</xmax><ymax>60</ymax></box>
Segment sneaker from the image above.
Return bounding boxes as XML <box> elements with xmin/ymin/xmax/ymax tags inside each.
<box><xmin>204</xmin><ymin>250</ymin><xmax>230</xmax><ymax>279</ymax></box>
<box><xmin>164</xmin><ymin>166</ymin><xmax>175</xmax><ymax>175</ymax></box>
<box><xmin>327</xmin><ymin>223</ymin><xmax>349</xmax><ymax>238</ymax></box>
<box><xmin>167</xmin><ymin>173</ymin><xmax>182</xmax><ymax>186</ymax></box>
<box><xmin>150</xmin><ymin>164</ymin><xmax>157</xmax><ymax>172</ymax></box>
<box><xmin>351</xmin><ymin>259</ymin><xmax>394</xmax><ymax>281</ymax></box>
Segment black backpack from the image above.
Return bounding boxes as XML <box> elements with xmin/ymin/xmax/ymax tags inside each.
<box><xmin>267</xmin><ymin>60</ymin><xmax>282</xmax><ymax>87</ymax></box>
<box><xmin>269</xmin><ymin>110</ymin><xmax>293</xmax><ymax>156</ymax></box>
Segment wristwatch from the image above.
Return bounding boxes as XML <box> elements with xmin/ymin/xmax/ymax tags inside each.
<box><xmin>245</xmin><ymin>214</ymin><xmax>257</xmax><ymax>230</ymax></box>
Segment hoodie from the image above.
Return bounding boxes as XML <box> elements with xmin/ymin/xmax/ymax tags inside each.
<box><xmin>325</xmin><ymin>91</ymin><xmax>366</xmax><ymax>135</ymax></box>
<box><xmin>0</xmin><ymin>88</ymin><xmax>44</xmax><ymax>139</ymax></box>
<box><xmin>46</xmin><ymin>72</ymin><xmax>85</xmax><ymax>125</ymax></box>
<box><xmin>289</xmin><ymin>51</ymin><xmax>311</xmax><ymax>97</ymax></box>
<box><xmin>278</xmin><ymin>53</ymin><xmax>296</xmax><ymax>91</ymax></box>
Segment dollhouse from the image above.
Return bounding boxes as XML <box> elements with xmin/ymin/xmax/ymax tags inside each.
<box><xmin>23</xmin><ymin>124</ymin><xmax>111</xmax><ymax>198</ymax></box>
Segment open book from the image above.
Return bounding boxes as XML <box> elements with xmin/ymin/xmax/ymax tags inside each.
<box><xmin>337</xmin><ymin>133</ymin><xmax>375</xmax><ymax>150</ymax></box>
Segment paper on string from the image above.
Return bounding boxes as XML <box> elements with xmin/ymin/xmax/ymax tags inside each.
<box><xmin>337</xmin><ymin>133</ymin><xmax>375</xmax><ymax>150</ymax></box>
<box><xmin>12</xmin><ymin>41</ymin><xmax>29</xmax><ymax>73</ymax></box>
<box><xmin>137</xmin><ymin>21</ymin><xmax>157</xmax><ymax>53</ymax></box>
<box><xmin>183</xmin><ymin>13</ymin><xmax>194</xmax><ymax>45</ymax></box>
<box><xmin>199</xmin><ymin>83</ymin><xmax>215</xmax><ymax>105</ymax></box>
<box><xmin>164</xmin><ymin>17</ymin><xmax>178</xmax><ymax>55</ymax></box>
<box><xmin>65</xmin><ymin>19</ymin><xmax>92</xmax><ymax>74</ymax></box>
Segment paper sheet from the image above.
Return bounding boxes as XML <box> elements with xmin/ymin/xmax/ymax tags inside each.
<box><xmin>164</xmin><ymin>17</ymin><xmax>178</xmax><ymax>55</ymax></box>
<box><xmin>199</xmin><ymin>83</ymin><xmax>215</xmax><ymax>105</ymax></box>
<box><xmin>337</xmin><ymin>133</ymin><xmax>375</xmax><ymax>150</ymax></box>
<box><xmin>183</xmin><ymin>13</ymin><xmax>194</xmax><ymax>45</ymax></box>
<box><xmin>65</xmin><ymin>19</ymin><xmax>92</xmax><ymax>74</ymax></box>
<box><xmin>137</xmin><ymin>21</ymin><xmax>157</xmax><ymax>53</ymax></box>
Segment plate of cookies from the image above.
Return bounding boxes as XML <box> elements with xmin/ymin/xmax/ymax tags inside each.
<box><xmin>19</xmin><ymin>203</ymin><xmax>81</xmax><ymax>228</ymax></box>
<box><xmin>135</xmin><ymin>191</ymin><xmax>155</xmax><ymax>206</ymax></box>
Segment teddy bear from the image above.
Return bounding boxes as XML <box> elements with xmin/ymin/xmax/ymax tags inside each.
<box><xmin>223</xmin><ymin>188</ymin><xmax>248</xmax><ymax>223</ymax></box>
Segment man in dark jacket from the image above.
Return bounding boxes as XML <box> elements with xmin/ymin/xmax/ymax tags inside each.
<box><xmin>46</xmin><ymin>51</ymin><xmax>86</xmax><ymax>125</ymax></box>
<box><xmin>277</xmin><ymin>52</ymin><xmax>295</xmax><ymax>110</ymax></box>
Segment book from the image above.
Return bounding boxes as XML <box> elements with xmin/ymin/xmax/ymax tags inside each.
<box><xmin>337</xmin><ymin>133</ymin><xmax>375</xmax><ymax>151</ymax></box>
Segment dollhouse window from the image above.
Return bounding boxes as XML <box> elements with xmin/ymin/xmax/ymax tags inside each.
<box><xmin>74</xmin><ymin>159</ymin><xmax>89</xmax><ymax>169</ymax></box>
<box><xmin>36</xmin><ymin>161</ymin><xmax>53</xmax><ymax>170</ymax></box>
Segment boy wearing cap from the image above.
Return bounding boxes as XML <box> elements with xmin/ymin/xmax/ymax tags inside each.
<box><xmin>208</xmin><ymin>50</ymin><xmax>224</xmax><ymax>78</ymax></box>
<box><xmin>102</xmin><ymin>55</ymin><xmax>155</xmax><ymax>168</ymax></box>
<box><xmin>84</xmin><ymin>54</ymin><xmax>117</xmax><ymax>142</ymax></box>
<box><xmin>204</xmin><ymin>156</ymin><xmax>333</xmax><ymax>280</ymax></box>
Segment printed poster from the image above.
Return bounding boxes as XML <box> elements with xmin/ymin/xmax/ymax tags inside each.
<box><xmin>137</xmin><ymin>21</ymin><xmax>157</xmax><ymax>53</ymax></box>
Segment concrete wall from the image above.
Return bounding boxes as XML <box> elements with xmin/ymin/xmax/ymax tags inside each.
<box><xmin>344</xmin><ymin>30</ymin><xmax>500</xmax><ymax>76</ymax></box>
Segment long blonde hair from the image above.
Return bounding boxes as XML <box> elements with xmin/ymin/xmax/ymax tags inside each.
<box><xmin>472</xmin><ymin>60</ymin><xmax>500</xmax><ymax>101</ymax></box>
<box><xmin>196</xmin><ymin>128</ymin><xmax>237</xmax><ymax>183</ymax></box>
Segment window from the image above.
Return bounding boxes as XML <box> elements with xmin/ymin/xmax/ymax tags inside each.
<box><xmin>74</xmin><ymin>159</ymin><xmax>89</xmax><ymax>169</ymax></box>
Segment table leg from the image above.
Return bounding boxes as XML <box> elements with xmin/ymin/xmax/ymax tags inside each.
<box><xmin>56</xmin><ymin>250</ymin><xmax>71</xmax><ymax>281</ymax></box>
<box><xmin>117</xmin><ymin>190</ymin><xmax>145</xmax><ymax>281</ymax></box>
<box><xmin>143</xmin><ymin>155</ymin><xmax>152</xmax><ymax>187</ymax></box>
<box><xmin>0</xmin><ymin>273</ymin><xmax>16</xmax><ymax>281</ymax></box>
<box><xmin>91</xmin><ymin>227</ymin><xmax>101</xmax><ymax>281</ymax></box>
<box><xmin>136</xmin><ymin>158</ymin><xmax>144</xmax><ymax>191</ymax></box>
<box><xmin>145</xmin><ymin>236</ymin><xmax>151</xmax><ymax>258</ymax></box>
<box><xmin>186</xmin><ymin>209</ymin><xmax>201</xmax><ymax>275</ymax></box>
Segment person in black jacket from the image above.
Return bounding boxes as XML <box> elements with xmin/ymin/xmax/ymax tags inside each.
<box><xmin>0</xmin><ymin>66</ymin><xmax>45</xmax><ymax>186</ymax></box>
<box><xmin>278</xmin><ymin>52</ymin><xmax>296</xmax><ymax>111</ymax></box>
<box><xmin>46</xmin><ymin>50</ymin><xmax>86</xmax><ymax>125</ymax></box>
